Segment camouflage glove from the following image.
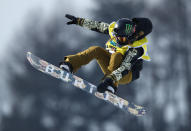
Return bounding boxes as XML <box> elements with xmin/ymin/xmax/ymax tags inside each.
<box><xmin>65</xmin><ymin>14</ymin><xmax>84</xmax><ymax>25</ymax></box>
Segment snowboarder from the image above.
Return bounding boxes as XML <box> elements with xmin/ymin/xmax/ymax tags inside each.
<box><xmin>59</xmin><ymin>14</ymin><xmax>153</xmax><ymax>94</ymax></box>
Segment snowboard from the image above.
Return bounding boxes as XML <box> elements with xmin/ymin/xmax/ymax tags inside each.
<box><xmin>26</xmin><ymin>52</ymin><xmax>146</xmax><ymax>116</ymax></box>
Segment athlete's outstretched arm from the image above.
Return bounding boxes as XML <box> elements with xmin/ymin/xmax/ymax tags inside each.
<box><xmin>65</xmin><ymin>14</ymin><xmax>109</xmax><ymax>34</ymax></box>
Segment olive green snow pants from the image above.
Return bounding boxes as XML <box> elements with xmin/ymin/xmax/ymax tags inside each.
<box><xmin>64</xmin><ymin>46</ymin><xmax>132</xmax><ymax>85</ymax></box>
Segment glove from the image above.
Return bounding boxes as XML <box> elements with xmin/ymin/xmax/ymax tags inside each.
<box><xmin>97</xmin><ymin>76</ymin><xmax>117</xmax><ymax>93</ymax></box>
<box><xmin>65</xmin><ymin>14</ymin><xmax>78</xmax><ymax>25</ymax></box>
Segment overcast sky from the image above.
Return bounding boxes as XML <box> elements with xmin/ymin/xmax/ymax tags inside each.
<box><xmin>0</xmin><ymin>0</ymin><xmax>97</xmax><ymax>59</ymax></box>
<box><xmin>0</xmin><ymin>0</ymin><xmax>53</xmax><ymax>57</ymax></box>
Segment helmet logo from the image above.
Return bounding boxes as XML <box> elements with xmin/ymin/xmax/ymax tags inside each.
<box><xmin>125</xmin><ymin>24</ymin><xmax>133</xmax><ymax>35</ymax></box>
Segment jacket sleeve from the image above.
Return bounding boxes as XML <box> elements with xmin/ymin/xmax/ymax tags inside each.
<box><xmin>77</xmin><ymin>18</ymin><xmax>109</xmax><ymax>34</ymax></box>
<box><xmin>110</xmin><ymin>47</ymin><xmax>144</xmax><ymax>81</ymax></box>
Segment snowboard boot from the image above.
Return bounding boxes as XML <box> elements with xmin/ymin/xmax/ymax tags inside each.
<box><xmin>59</xmin><ymin>61</ymin><xmax>73</xmax><ymax>73</ymax></box>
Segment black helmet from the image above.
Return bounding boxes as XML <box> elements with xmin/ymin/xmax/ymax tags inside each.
<box><xmin>114</xmin><ymin>18</ymin><xmax>135</xmax><ymax>37</ymax></box>
<box><xmin>113</xmin><ymin>18</ymin><xmax>135</xmax><ymax>45</ymax></box>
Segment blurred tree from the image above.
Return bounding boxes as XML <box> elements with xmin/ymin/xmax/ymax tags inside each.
<box><xmin>144</xmin><ymin>0</ymin><xmax>191</xmax><ymax>131</ymax></box>
<box><xmin>2</xmin><ymin>0</ymin><xmax>191</xmax><ymax>131</ymax></box>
